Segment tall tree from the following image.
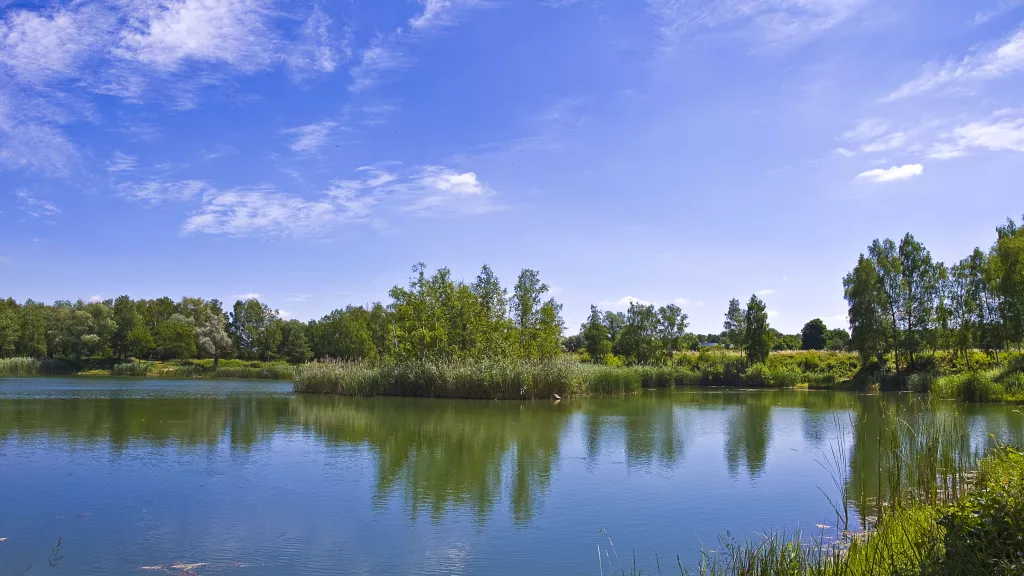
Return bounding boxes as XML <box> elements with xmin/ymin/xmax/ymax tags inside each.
<box><xmin>618</xmin><ymin>302</ymin><xmax>661</xmax><ymax>364</ymax></box>
<box><xmin>582</xmin><ymin>305</ymin><xmax>612</xmax><ymax>363</ymax></box>
<box><xmin>800</xmin><ymin>318</ymin><xmax>827</xmax><ymax>350</ymax></box>
<box><xmin>195</xmin><ymin>302</ymin><xmax>232</xmax><ymax>367</ymax></box>
<box><xmin>744</xmin><ymin>295</ymin><xmax>772</xmax><ymax>365</ymax></box>
<box><xmin>844</xmin><ymin>254</ymin><xmax>890</xmax><ymax>367</ymax></box>
<box><xmin>111</xmin><ymin>295</ymin><xmax>145</xmax><ymax>359</ymax></box>
<box><xmin>229</xmin><ymin>299</ymin><xmax>281</xmax><ymax>360</ymax></box>
<box><xmin>657</xmin><ymin>304</ymin><xmax>688</xmax><ymax>362</ymax></box>
<box><xmin>723</xmin><ymin>298</ymin><xmax>746</xmax><ymax>352</ymax></box>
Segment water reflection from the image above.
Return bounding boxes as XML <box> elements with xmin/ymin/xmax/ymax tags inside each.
<box><xmin>2</xmin><ymin>386</ymin><xmax>1023</xmax><ymax>529</ymax></box>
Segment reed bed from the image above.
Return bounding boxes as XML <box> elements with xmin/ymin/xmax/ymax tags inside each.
<box><xmin>111</xmin><ymin>361</ymin><xmax>154</xmax><ymax>377</ymax></box>
<box><xmin>293</xmin><ymin>358</ymin><xmax>644</xmax><ymax>399</ymax></box>
<box><xmin>0</xmin><ymin>357</ymin><xmax>73</xmax><ymax>376</ymax></box>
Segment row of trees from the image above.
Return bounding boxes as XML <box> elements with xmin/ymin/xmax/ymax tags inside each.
<box><xmin>0</xmin><ymin>264</ymin><xmax>565</xmax><ymax>365</ymax></box>
<box><xmin>567</xmin><ymin>295</ymin><xmax>851</xmax><ymax>366</ymax></box>
<box><xmin>844</xmin><ymin>216</ymin><xmax>1024</xmax><ymax>372</ymax></box>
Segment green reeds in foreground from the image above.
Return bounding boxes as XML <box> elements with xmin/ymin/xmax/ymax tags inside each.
<box><xmin>293</xmin><ymin>358</ymin><xmax>644</xmax><ymax>399</ymax></box>
<box><xmin>596</xmin><ymin>401</ymin><xmax>1023</xmax><ymax>576</ymax></box>
<box><xmin>0</xmin><ymin>357</ymin><xmax>73</xmax><ymax>376</ymax></box>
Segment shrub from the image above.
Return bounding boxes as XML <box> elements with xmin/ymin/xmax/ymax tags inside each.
<box><xmin>907</xmin><ymin>372</ymin><xmax>937</xmax><ymax>393</ymax></box>
<box><xmin>742</xmin><ymin>363</ymin><xmax>774</xmax><ymax>387</ymax></box>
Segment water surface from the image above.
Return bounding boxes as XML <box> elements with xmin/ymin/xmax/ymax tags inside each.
<box><xmin>1</xmin><ymin>378</ymin><xmax>1021</xmax><ymax>575</ymax></box>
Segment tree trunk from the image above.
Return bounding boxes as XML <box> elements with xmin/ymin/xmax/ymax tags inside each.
<box><xmin>213</xmin><ymin>353</ymin><xmax>219</xmax><ymax>370</ymax></box>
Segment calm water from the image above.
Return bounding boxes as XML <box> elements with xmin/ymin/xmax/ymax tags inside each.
<box><xmin>2</xmin><ymin>379</ymin><xmax>1022</xmax><ymax>575</ymax></box>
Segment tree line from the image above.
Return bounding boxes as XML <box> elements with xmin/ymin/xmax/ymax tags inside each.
<box><xmin>564</xmin><ymin>296</ymin><xmax>851</xmax><ymax>366</ymax></box>
<box><xmin>0</xmin><ymin>264</ymin><xmax>564</xmax><ymax>366</ymax></box>
<box><xmin>844</xmin><ymin>215</ymin><xmax>1024</xmax><ymax>373</ymax></box>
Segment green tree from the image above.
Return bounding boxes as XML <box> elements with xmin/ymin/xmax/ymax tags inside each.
<box><xmin>582</xmin><ymin>305</ymin><xmax>612</xmax><ymax>363</ymax></box>
<box><xmin>111</xmin><ymin>295</ymin><xmax>145</xmax><ymax>359</ymax></box>
<box><xmin>602</xmin><ymin>311</ymin><xmax>626</xmax><ymax>353</ymax></box>
<box><xmin>844</xmin><ymin>254</ymin><xmax>890</xmax><ymax>367</ymax></box>
<box><xmin>154</xmin><ymin>314</ymin><xmax>197</xmax><ymax>359</ymax></box>
<box><xmin>800</xmin><ymin>318</ymin><xmax>827</xmax><ymax>350</ymax></box>
<box><xmin>657</xmin><ymin>304</ymin><xmax>688</xmax><ymax>362</ymax></box>
<box><xmin>17</xmin><ymin>300</ymin><xmax>47</xmax><ymax>357</ymax></box>
<box><xmin>229</xmin><ymin>298</ymin><xmax>281</xmax><ymax>360</ymax></box>
<box><xmin>0</xmin><ymin>298</ymin><xmax>20</xmax><ymax>357</ymax></box>
<box><xmin>278</xmin><ymin>319</ymin><xmax>312</xmax><ymax>363</ymax></box>
<box><xmin>992</xmin><ymin>216</ymin><xmax>1024</xmax><ymax>350</ymax></box>
<box><xmin>744</xmin><ymin>295</ymin><xmax>772</xmax><ymax>365</ymax></box>
<box><xmin>723</xmin><ymin>298</ymin><xmax>746</xmax><ymax>352</ymax></box>
<box><xmin>512</xmin><ymin>269</ymin><xmax>548</xmax><ymax>356</ymax></box>
<box><xmin>824</xmin><ymin>328</ymin><xmax>850</xmax><ymax>351</ymax></box>
<box><xmin>618</xmin><ymin>302</ymin><xmax>661</xmax><ymax>364</ymax></box>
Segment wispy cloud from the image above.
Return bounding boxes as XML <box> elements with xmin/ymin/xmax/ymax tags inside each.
<box><xmin>856</xmin><ymin>164</ymin><xmax>924</xmax><ymax>182</ymax></box>
<box><xmin>758</xmin><ymin>289</ymin><xmax>775</xmax><ymax>295</ymax></box>
<box><xmin>286</xmin><ymin>293</ymin><xmax>311</xmax><ymax>302</ymax></box>
<box><xmin>972</xmin><ymin>0</ymin><xmax>1024</xmax><ymax>25</ymax></box>
<box><xmin>283</xmin><ymin>120</ymin><xmax>339</xmax><ymax>152</ymax></box>
<box><xmin>107</xmin><ymin>151</ymin><xmax>137</xmax><ymax>173</ymax></box>
<box><xmin>648</xmin><ymin>0</ymin><xmax>869</xmax><ymax>50</ymax></box>
<box><xmin>288</xmin><ymin>5</ymin><xmax>347</xmax><ymax>78</ymax></box>
<box><xmin>182</xmin><ymin>187</ymin><xmax>359</xmax><ymax>237</ymax></box>
<box><xmin>0</xmin><ymin>4</ymin><xmax>115</xmax><ymax>84</ymax></box>
<box><xmin>349</xmin><ymin>0</ymin><xmax>491</xmax><ymax>91</ymax></box>
<box><xmin>15</xmin><ymin>189</ymin><xmax>60</xmax><ymax>217</ymax></box>
<box><xmin>928</xmin><ymin>115</ymin><xmax>1024</xmax><ymax>159</ymax></box>
<box><xmin>834</xmin><ymin>147</ymin><xmax>856</xmax><ymax>158</ymax></box>
<box><xmin>88</xmin><ymin>295</ymin><xmax>103</xmax><ymax>303</ymax></box>
<box><xmin>349</xmin><ymin>33</ymin><xmax>409</xmax><ymax>92</ymax></box>
<box><xmin>860</xmin><ymin>132</ymin><xmax>907</xmax><ymax>153</ymax></box>
<box><xmin>886</xmin><ymin>27</ymin><xmax>1024</xmax><ymax>100</ymax></box>
<box><xmin>232</xmin><ymin>292</ymin><xmax>262</xmax><ymax>300</ymax></box>
<box><xmin>118</xmin><ymin>179</ymin><xmax>212</xmax><ymax>204</ymax></box>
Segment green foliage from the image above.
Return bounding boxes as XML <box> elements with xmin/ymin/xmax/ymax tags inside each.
<box><xmin>723</xmin><ymin>298</ymin><xmax>745</xmax><ymax>351</ymax></box>
<box><xmin>800</xmin><ymin>318</ymin><xmax>827</xmax><ymax>350</ymax></box>
<box><xmin>937</xmin><ymin>446</ymin><xmax>1024</xmax><ymax>575</ymax></box>
<box><xmin>744</xmin><ymin>295</ymin><xmax>773</xmax><ymax>365</ymax></box>
<box><xmin>582</xmin><ymin>305</ymin><xmax>612</xmax><ymax>363</ymax></box>
<box><xmin>154</xmin><ymin>314</ymin><xmax>197</xmax><ymax>360</ymax></box>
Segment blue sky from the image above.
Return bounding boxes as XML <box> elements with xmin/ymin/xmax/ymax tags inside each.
<box><xmin>1</xmin><ymin>0</ymin><xmax>1023</xmax><ymax>334</ymax></box>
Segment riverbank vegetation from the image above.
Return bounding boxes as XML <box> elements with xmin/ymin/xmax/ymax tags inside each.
<box><xmin>604</xmin><ymin>403</ymin><xmax>1024</xmax><ymax>576</ymax></box>
<box><xmin>3</xmin><ymin>216</ymin><xmax>1024</xmax><ymax>401</ymax></box>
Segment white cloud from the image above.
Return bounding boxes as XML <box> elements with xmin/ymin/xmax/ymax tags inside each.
<box><xmin>843</xmin><ymin>119</ymin><xmax>890</xmax><ymax>141</ymax></box>
<box><xmin>928</xmin><ymin>117</ymin><xmax>1024</xmax><ymax>159</ymax></box>
<box><xmin>107</xmin><ymin>152</ymin><xmax>137</xmax><ymax>173</ymax></box>
<box><xmin>887</xmin><ymin>27</ymin><xmax>1024</xmax><ymax>100</ymax></box>
<box><xmin>15</xmin><ymin>189</ymin><xmax>60</xmax><ymax>218</ymax></box>
<box><xmin>834</xmin><ymin>147</ymin><xmax>856</xmax><ymax>158</ymax></box>
<box><xmin>118</xmin><ymin>179</ymin><xmax>212</xmax><ymax>204</ymax></box>
<box><xmin>409</xmin><ymin>0</ymin><xmax>488</xmax><ymax>32</ymax></box>
<box><xmin>283</xmin><ymin>120</ymin><xmax>339</xmax><ymax>152</ymax></box>
<box><xmin>767</xmin><ymin>310</ymin><xmax>779</xmax><ymax>317</ymax></box>
<box><xmin>0</xmin><ymin>4</ymin><xmax>114</xmax><ymax>84</ymax></box>
<box><xmin>758</xmin><ymin>289</ymin><xmax>775</xmax><ymax>295</ymax></box>
<box><xmin>856</xmin><ymin>164</ymin><xmax>924</xmax><ymax>183</ymax></box>
<box><xmin>116</xmin><ymin>0</ymin><xmax>279</xmax><ymax>72</ymax></box>
<box><xmin>861</xmin><ymin>132</ymin><xmax>907</xmax><ymax>153</ymax></box>
<box><xmin>233</xmin><ymin>292</ymin><xmax>262</xmax><ymax>300</ymax></box>
<box><xmin>287</xmin><ymin>293</ymin><xmax>311</xmax><ymax>303</ymax></box>
<box><xmin>88</xmin><ymin>295</ymin><xmax>103</xmax><ymax>303</ymax></box>
<box><xmin>649</xmin><ymin>0</ymin><xmax>869</xmax><ymax>49</ymax></box>
<box><xmin>973</xmin><ymin>0</ymin><xmax>1024</xmax><ymax>25</ymax></box>
<box><xmin>182</xmin><ymin>187</ymin><xmax>360</xmax><ymax>236</ymax></box>
<box><xmin>288</xmin><ymin>6</ymin><xmax>345</xmax><ymax>77</ymax></box>
<box><xmin>603</xmin><ymin>296</ymin><xmax>653</xmax><ymax>310</ymax></box>
<box><xmin>349</xmin><ymin>33</ymin><xmax>408</xmax><ymax>92</ymax></box>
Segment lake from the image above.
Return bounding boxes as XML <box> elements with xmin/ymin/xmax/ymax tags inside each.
<box><xmin>1</xmin><ymin>379</ymin><xmax>1022</xmax><ymax>575</ymax></box>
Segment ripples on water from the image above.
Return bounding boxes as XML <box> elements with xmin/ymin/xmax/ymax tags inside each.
<box><xmin>1</xmin><ymin>378</ymin><xmax>1021</xmax><ymax>575</ymax></box>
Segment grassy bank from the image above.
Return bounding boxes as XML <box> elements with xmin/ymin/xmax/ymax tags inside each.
<box><xmin>0</xmin><ymin>357</ymin><xmax>293</xmax><ymax>380</ymax></box>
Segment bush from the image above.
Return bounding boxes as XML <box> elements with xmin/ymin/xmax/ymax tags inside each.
<box><xmin>937</xmin><ymin>446</ymin><xmax>1024</xmax><ymax>575</ymax></box>
<box><xmin>907</xmin><ymin>372</ymin><xmax>937</xmax><ymax>393</ymax></box>
<box><xmin>0</xmin><ymin>357</ymin><xmax>73</xmax><ymax>376</ymax></box>
<box><xmin>742</xmin><ymin>363</ymin><xmax>775</xmax><ymax>387</ymax></box>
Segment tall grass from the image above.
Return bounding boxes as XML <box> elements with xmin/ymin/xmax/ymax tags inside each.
<box><xmin>293</xmin><ymin>358</ymin><xmax>644</xmax><ymax>399</ymax></box>
<box><xmin>111</xmin><ymin>361</ymin><xmax>153</xmax><ymax>377</ymax></box>
<box><xmin>0</xmin><ymin>357</ymin><xmax>73</xmax><ymax>376</ymax></box>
